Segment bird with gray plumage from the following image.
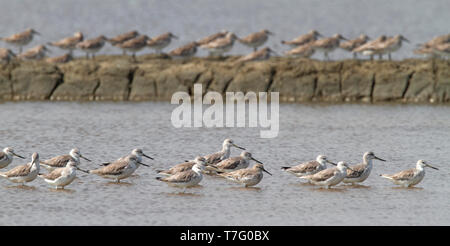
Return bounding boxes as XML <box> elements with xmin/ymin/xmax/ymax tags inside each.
<box><xmin>380</xmin><ymin>160</ymin><xmax>438</xmax><ymax>187</ymax></box>
<box><xmin>203</xmin><ymin>139</ymin><xmax>245</xmax><ymax>166</ymax></box>
<box><xmin>208</xmin><ymin>151</ymin><xmax>262</xmax><ymax>173</ymax></box>
<box><xmin>0</xmin><ymin>152</ymin><xmax>40</xmax><ymax>185</ymax></box>
<box><xmin>0</xmin><ymin>147</ymin><xmax>25</xmax><ymax>169</ymax></box>
<box><xmin>342</xmin><ymin>152</ymin><xmax>386</xmax><ymax>184</ymax></box>
<box><xmin>281</xmin><ymin>155</ymin><xmax>336</xmax><ymax>178</ymax></box>
<box><xmin>89</xmin><ymin>154</ymin><xmax>148</xmax><ymax>183</ymax></box>
<box><xmin>300</xmin><ymin>161</ymin><xmax>352</xmax><ymax>189</ymax></box>
<box><xmin>219</xmin><ymin>163</ymin><xmax>272</xmax><ymax>187</ymax></box>
<box><xmin>100</xmin><ymin>148</ymin><xmax>153</xmax><ymax>172</ymax></box>
<box><xmin>38</xmin><ymin>160</ymin><xmax>78</xmax><ymax>189</ymax></box>
<box><xmin>156</xmin><ymin>156</ymin><xmax>206</xmax><ymax>192</ymax></box>
<box><xmin>40</xmin><ymin>148</ymin><xmax>91</xmax><ymax>171</ymax></box>
<box><xmin>155</xmin><ymin>156</ymin><xmax>203</xmax><ymax>176</ymax></box>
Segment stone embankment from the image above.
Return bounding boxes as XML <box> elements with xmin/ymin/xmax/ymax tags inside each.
<box><xmin>0</xmin><ymin>55</ymin><xmax>449</xmax><ymax>103</ymax></box>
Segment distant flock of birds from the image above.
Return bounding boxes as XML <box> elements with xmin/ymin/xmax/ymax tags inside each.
<box><xmin>1</xmin><ymin>28</ymin><xmax>450</xmax><ymax>64</ymax></box>
<box><xmin>0</xmin><ymin>139</ymin><xmax>440</xmax><ymax>192</ymax></box>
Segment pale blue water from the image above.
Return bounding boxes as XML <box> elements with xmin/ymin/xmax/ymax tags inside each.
<box><xmin>0</xmin><ymin>102</ymin><xmax>449</xmax><ymax>225</ymax></box>
<box><xmin>0</xmin><ymin>0</ymin><xmax>449</xmax><ymax>59</ymax></box>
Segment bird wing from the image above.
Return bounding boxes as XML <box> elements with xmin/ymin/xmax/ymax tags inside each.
<box><xmin>147</xmin><ymin>33</ymin><xmax>169</xmax><ymax>46</ymax></box>
<box><xmin>346</xmin><ymin>163</ymin><xmax>366</xmax><ymax>178</ymax></box>
<box><xmin>161</xmin><ymin>170</ymin><xmax>196</xmax><ymax>183</ymax></box>
<box><xmin>91</xmin><ymin>159</ymin><xmax>129</xmax><ymax>175</ymax></box>
<box><xmin>42</xmin><ymin>155</ymin><xmax>72</xmax><ymax>167</ymax></box>
<box><xmin>390</xmin><ymin>169</ymin><xmax>416</xmax><ymax>180</ymax></box>
<box><xmin>204</xmin><ymin>151</ymin><xmax>224</xmax><ymax>165</ymax></box>
<box><xmin>0</xmin><ymin>152</ymin><xmax>6</xmax><ymax>161</ymax></box>
<box><xmin>1</xmin><ymin>164</ymin><xmax>30</xmax><ymax>177</ymax></box>
<box><xmin>40</xmin><ymin>168</ymin><xmax>64</xmax><ymax>180</ymax></box>
<box><xmin>197</xmin><ymin>32</ymin><xmax>226</xmax><ymax>46</ymax></box>
<box><xmin>308</xmin><ymin>168</ymin><xmax>337</xmax><ymax>182</ymax></box>
<box><xmin>215</xmin><ymin>157</ymin><xmax>241</xmax><ymax>170</ymax></box>
<box><xmin>240</xmin><ymin>32</ymin><xmax>265</xmax><ymax>43</ymax></box>
<box><xmin>287</xmin><ymin>160</ymin><xmax>320</xmax><ymax>173</ymax></box>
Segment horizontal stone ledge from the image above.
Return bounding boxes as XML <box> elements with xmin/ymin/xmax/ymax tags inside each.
<box><xmin>0</xmin><ymin>55</ymin><xmax>449</xmax><ymax>103</ymax></box>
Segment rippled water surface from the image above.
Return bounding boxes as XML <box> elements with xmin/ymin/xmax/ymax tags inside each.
<box><xmin>0</xmin><ymin>102</ymin><xmax>449</xmax><ymax>225</ymax></box>
<box><xmin>0</xmin><ymin>0</ymin><xmax>449</xmax><ymax>59</ymax></box>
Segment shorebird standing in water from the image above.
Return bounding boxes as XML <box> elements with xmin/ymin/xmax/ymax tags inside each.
<box><xmin>300</xmin><ymin>161</ymin><xmax>351</xmax><ymax>189</ymax></box>
<box><xmin>208</xmin><ymin>151</ymin><xmax>262</xmax><ymax>173</ymax></box>
<box><xmin>0</xmin><ymin>147</ymin><xmax>25</xmax><ymax>169</ymax></box>
<box><xmin>0</xmin><ymin>48</ymin><xmax>16</xmax><ymax>64</ymax></box>
<box><xmin>203</xmin><ymin>139</ymin><xmax>246</xmax><ymax>166</ymax></box>
<box><xmin>156</xmin><ymin>156</ymin><xmax>203</xmax><ymax>176</ymax></box>
<box><xmin>281</xmin><ymin>30</ymin><xmax>322</xmax><ymax>47</ymax></box>
<box><xmin>196</xmin><ymin>30</ymin><xmax>229</xmax><ymax>46</ymax></box>
<box><xmin>200</xmin><ymin>32</ymin><xmax>237</xmax><ymax>57</ymax></box>
<box><xmin>40</xmin><ymin>148</ymin><xmax>91</xmax><ymax>171</ymax></box>
<box><xmin>100</xmin><ymin>148</ymin><xmax>153</xmax><ymax>174</ymax></box>
<box><xmin>340</xmin><ymin>34</ymin><xmax>370</xmax><ymax>58</ymax></box>
<box><xmin>237</xmin><ymin>47</ymin><xmax>276</xmax><ymax>62</ymax></box>
<box><xmin>169</xmin><ymin>41</ymin><xmax>199</xmax><ymax>58</ymax></box>
<box><xmin>239</xmin><ymin>29</ymin><xmax>274</xmax><ymax>51</ymax></box>
<box><xmin>117</xmin><ymin>35</ymin><xmax>150</xmax><ymax>60</ymax></box>
<box><xmin>0</xmin><ymin>152</ymin><xmax>40</xmax><ymax>186</ymax></box>
<box><xmin>380</xmin><ymin>160</ymin><xmax>438</xmax><ymax>187</ymax></box>
<box><xmin>0</xmin><ymin>28</ymin><xmax>40</xmax><ymax>53</ymax></box>
<box><xmin>47</xmin><ymin>31</ymin><xmax>83</xmax><ymax>55</ymax></box>
<box><xmin>38</xmin><ymin>160</ymin><xmax>78</xmax><ymax>189</ymax></box>
<box><xmin>281</xmin><ymin>155</ymin><xmax>336</xmax><ymax>178</ymax></box>
<box><xmin>156</xmin><ymin>156</ymin><xmax>206</xmax><ymax>192</ymax></box>
<box><xmin>76</xmin><ymin>35</ymin><xmax>108</xmax><ymax>59</ymax></box>
<box><xmin>89</xmin><ymin>154</ymin><xmax>149</xmax><ymax>183</ymax></box>
<box><xmin>17</xmin><ymin>45</ymin><xmax>51</xmax><ymax>60</ymax></box>
<box><xmin>311</xmin><ymin>34</ymin><xmax>348</xmax><ymax>61</ymax></box>
<box><xmin>147</xmin><ymin>32</ymin><xmax>178</xmax><ymax>54</ymax></box>
<box><xmin>343</xmin><ymin>152</ymin><xmax>386</xmax><ymax>185</ymax></box>
<box><xmin>219</xmin><ymin>163</ymin><xmax>272</xmax><ymax>188</ymax></box>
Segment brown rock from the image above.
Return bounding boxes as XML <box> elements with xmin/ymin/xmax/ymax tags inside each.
<box><xmin>11</xmin><ymin>63</ymin><xmax>61</xmax><ymax>100</ymax></box>
<box><xmin>51</xmin><ymin>60</ymin><xmax>99</xmax><ymax>100</ymax></box>
<box><xmin>226</xmin><ymin>62</ymin><xmax>274</xmax><ymax>93</ymax></box>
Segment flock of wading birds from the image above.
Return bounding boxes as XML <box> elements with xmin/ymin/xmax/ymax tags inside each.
<box><xmin>0</xmin><ymin>139</ymin><xmax>440</xmax><ymax>191</ymax></box>
<box><xmin>1</xmin><ymin>28</ymin><xmax>450</xmax><ymax>64</ymax></box>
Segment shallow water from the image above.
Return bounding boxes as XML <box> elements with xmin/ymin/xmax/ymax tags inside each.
<box><xmin>0</xmin><ymin>0</ymin><xmax>449</xmax><ymax>59</ymax></box>
<box><xmin>0</xmin><ymin>101</ymin><xmax>449</xmax><ymax>225</ymax></box>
